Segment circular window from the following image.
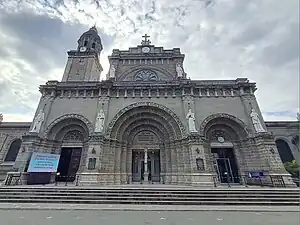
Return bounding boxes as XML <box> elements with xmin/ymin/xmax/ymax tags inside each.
<box><xmin>134</xmin><ymin>70</ymin><xmax>158</xmax><ymax>81</ymax></box>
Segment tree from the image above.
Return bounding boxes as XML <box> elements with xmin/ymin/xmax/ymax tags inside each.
<box><xmin>284</xmin><ymin>160</ymin><xmax>300</xmax><ymax>178</ymax></box>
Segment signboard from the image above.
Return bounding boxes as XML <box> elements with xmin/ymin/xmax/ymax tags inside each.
<box><xmin>249</xmin><ymin>171</ymin><xmax>264</xmax><ymax>178</ymax></box>
<box><xmin>27</xmin><ymin>152</ymin><xmax>60</xmax><ymax>173</ymax></box>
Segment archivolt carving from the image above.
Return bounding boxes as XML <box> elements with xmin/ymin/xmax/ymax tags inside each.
<box><xmin>200</xmin><ymin>113</ymin><xmax>249</xmax><ymax>138</ymax></box>
<box><xmin>124</xmin><ymin>121</ymin><xmax>169</xmax><ymax>142</ymax></box>
<box><xmin>118</xmin><ymin>112</ymin><xmax>177</xmax><ymax>140</ymax></box>
<box><xmin>106</xmin><ymin>102</ymin><xmax>186</xmax><ymax>138</ymax></box>
<box><xmin>44</xmin><ymin>114</ymin><xmax>94</xmax><ymax>139</ymax></box>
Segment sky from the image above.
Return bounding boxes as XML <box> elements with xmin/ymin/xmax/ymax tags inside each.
<box><xmin>0</xmin><ymin>0</ymin><xmax>299</xmax><ymax>122</ymax></box>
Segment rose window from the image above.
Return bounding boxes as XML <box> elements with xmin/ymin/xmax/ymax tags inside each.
<box><xmin>134</xmin><ymin>70</ymin><xmax>158</xmax><ymax>81</ymax></box>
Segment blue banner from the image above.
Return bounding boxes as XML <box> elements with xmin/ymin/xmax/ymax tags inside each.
<box><xmin>28</xmin><ymin>152</ymin><xmax>60</xmax><ymax>173</ymax></box>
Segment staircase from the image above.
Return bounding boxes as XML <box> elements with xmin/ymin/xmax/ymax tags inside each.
<box><xmin>0</xmin><ymin>186</ymin><xmax>299</xmax><ymax>206</ymax></box>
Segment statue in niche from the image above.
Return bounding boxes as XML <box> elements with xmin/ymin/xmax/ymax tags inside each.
<box><xmin>109</xmin><ymin>65</ymin><xmax>116</xmax><ymax>78</ymax></box>
<box><xmin>29</xmin><ymin>109</ymin><xmax>45</xmax><ymax>133</ymax></box>
<box><xmin>186</xmin><ymin>108</ymin><xmax>198</xmax><ymax>133</ymax></box>
<box><xmin>176</xmin><ymin>63</ymin><xmax>184</xmax><ymax>77</ymax></box>
<box><xmin>250</xmin><ymin>108</ymin><xmax>266</xmax><ymax>133</ymax></box>
<box><xmin>95</xmin><ymin>108</ymin><xmax>105</xmax><ymax>133</ymax></box>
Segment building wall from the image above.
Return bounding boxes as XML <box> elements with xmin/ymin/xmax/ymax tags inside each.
<box><xmin>266</xmin><ymin>121</ymin><xmax>299</xmax><ymax>164</ymax></box>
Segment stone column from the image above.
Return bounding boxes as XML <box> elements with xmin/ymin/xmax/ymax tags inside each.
<box><xmin>144</xmin><ymin>148</ymin><xmax>148</xmax><ymax>183</ymax></box>
<box><xmin>120</xmin><ymin>143</ymin><xmax>127</xmax><ymax>184</ymax></box>
<box><xmin>114</xmin><ymin>142</ymin><xmax>121</xmax><ymax>184</ymax></box>
<box><xmin>170</xmin><ymin>142</ymin><xmax>178</xmax><ymax>184</ymax></box>
<box><xmin>126</xmin><ymin>148</ymin><xmax>132</xmax><ymax>184</ymax></box>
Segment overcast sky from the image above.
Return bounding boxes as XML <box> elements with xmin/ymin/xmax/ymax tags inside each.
<box><xmin>0</xmin><ymin>0</ymin><xmax>299</xmax><ymax>122</ymax></box>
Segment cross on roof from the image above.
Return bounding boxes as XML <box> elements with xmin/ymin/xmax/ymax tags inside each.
<box><xmin>142</xmin><ymin>34</ymin><xmax>150</xmax><ymax>42</ymax></box>
<box><xmin>141</xmin><ymin>33</ymin><xmax>151</xmax><ymax>45</ymax></box>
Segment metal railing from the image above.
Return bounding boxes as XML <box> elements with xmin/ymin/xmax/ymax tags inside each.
<box><xmin>3</xmin><ymin>173</ymin><xmax>288</xmax><ymax>188</ymax></box>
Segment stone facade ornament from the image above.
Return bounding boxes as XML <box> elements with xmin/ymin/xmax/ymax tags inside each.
<box><xmin>0</xmin><ymin>113</ymin><xmax>3</xmax><ymax>123</ymax></box>
<box><xmin>250</xmin><ymin>108</ymin><xmax>266</xmax><ymax>133</ymax></box>
<box><xmin>176</xmin><ymin>63</ymin><xmax>184</xmax><ymax>78</ymax></box>
<box><xmin>186</xmin><ymin>108</ymin><xmax>197</xmax><ymax>133</ymax></box>
<box><xmin>95</xmin><ymin>108</ymin><xmax>105</xmax><ymax>133</ymax></box>
<box><xmin>29</xmin><ymin>109</ymin><xmax>45</xmax><ymax>133</ymax></box>
<box><xmin>109</xmin><ymin>65</ymin><xmax>116</xmax><ymax>79</ymax></box>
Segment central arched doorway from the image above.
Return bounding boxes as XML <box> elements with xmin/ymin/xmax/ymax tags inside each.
<box><xmin>107</xmin><ymin>102</ymin><xmax>184</xmax><ymax>184</ymax></box>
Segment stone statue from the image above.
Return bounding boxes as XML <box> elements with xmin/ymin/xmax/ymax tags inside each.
<box><xmin>94</xmin><ymin>109</ymin><xmax>105</xmax><ymax>133</ymax></box>
<box><xmin>0</xmin><ymin>113</ymin><xmax>3</xmax><ymax>123</ymax></box>
<box><xmin>186</xmin><ymin>108</ymin><xmax>197</xmax><ymax>133</ymax></box>
<box><xmin>250</xmin><ymin>108</ymin><xmax>266</xmax><ymax>133</ymax></box>
<box><xmin>297</xmin><ymin>112</ymin><xmax>300</xmax><ymax>121</ymax></box>
<box><xmin>109</xmin><ymin>65</ymin><xmax>116</xmax><ymax>78</ymax></box>
<box><xmin>176</xmin><ymin>63</ymin><xmax>184</xmax><ymax>77</ymax></box>
<box><xmin>29</xmin><ymin>109</ymin><xmax>45</xmax><ymax>133</ymax></box>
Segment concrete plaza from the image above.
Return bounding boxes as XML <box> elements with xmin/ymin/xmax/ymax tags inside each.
<box><xmin>0</xmin><ymin>209</ymin><xmax>299</xmax><ymax>225</ymax></box>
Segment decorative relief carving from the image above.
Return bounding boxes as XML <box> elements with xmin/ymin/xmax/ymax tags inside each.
<box><xmin>63</xmin><ymin>130</ymin><xmax>84</xmax><ymax>142</ymax></box>
<box><xmin>210</xmin><ymin>130</ymin><xmax>232</xmax><ymax>142</ymax></box>
<box><xmin>44</xmin><ymin>114</ymin><xmax>94</xmax><ymax>138</ymax></box>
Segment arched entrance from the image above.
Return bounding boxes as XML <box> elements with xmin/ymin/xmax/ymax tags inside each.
<box><xmin>107</xmin><ymin>102</ymin><xmax>184</xmax><ymax>184</ymax></box>
<box><xmin>275</xmin><ymin>139</ymin><xmax>295</xmax><ymax>163</ymax></box>
<box><xmin>201</xmin><ymin>114</ymin><xmax>249</xmax><ymax>184</ymax></box>
<box><xmin>45</xmin><ymin>115</ymin><xmax>91</xmax><ymax>182</ymax></box>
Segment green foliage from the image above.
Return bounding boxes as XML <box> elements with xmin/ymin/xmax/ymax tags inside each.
<box><xmin>284</xmin><ymin>160</ymin><xmax>300</xmax><ymax>178</ymax></box>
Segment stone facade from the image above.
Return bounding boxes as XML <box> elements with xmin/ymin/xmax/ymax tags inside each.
<box><xmin>0</xmin><ymin>28</ymin><xmax>298</xmax><ymax>186</ymax></box>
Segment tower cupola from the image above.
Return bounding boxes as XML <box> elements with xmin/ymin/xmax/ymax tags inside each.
<box><xmin>77</xmin><ymin>26</ymin><xmax>103</xmax><ymax>54</ymax></box>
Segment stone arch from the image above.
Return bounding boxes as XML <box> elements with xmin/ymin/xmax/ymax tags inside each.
<box><xmin>275</xmin><ymin>138</ymin><xmax>295</xmax><ymax>163</ymax></box>
<box><xmin>106</xmin><ymin>102</ymin><xmax>186</xmax><ymax>139</ymax></box>
<box><xmin>4</xmin><ymin>138</ymin><xmax>22</xmax><ymax>162</ymax></box>
<box><xmin>44</xmin><ymin>114</ymin><xmax>93</xmax><ymax>140</ymax></box>
<box><xmin>200</xmin><ymin>113</ymin><xmax>249</xmax><ymax>140</ymax></box>
<box><xmin>118</xmin><ymin>66</ymin><xmax>174</xmax><ymax>81</ymax></box>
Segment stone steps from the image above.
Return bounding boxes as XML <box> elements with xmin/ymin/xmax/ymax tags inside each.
<box><xmin>0</xmin><ymin>186</ymin><xmax>299</xmax><ymax>206</ymax></box>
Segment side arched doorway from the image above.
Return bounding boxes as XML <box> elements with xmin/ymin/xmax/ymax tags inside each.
<box><xmin>45</xmin><ymin>116</ymin><xmax>91</xmax><ymax>182</ymax></box>
<box><xmin>201</xmin><ymin>114</ymin><xmax>249</xmax><ymax>184</ymax></box>
<box><xmin>275</xmin><ymin>139</ymin><xmax>295</xmax><ymax>163</ymax></box>
<box><xmin>107</xmin><ymin>103</ymin><xmax>185</xmax><ymax>184</ymax></box>
<box><xmin>4</xmin><ymin>139</ymin><xmax>22</xmax><ymax>162</ymax></box>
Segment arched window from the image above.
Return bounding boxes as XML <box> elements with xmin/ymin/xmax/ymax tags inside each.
<box><xmin>4</xmin><ymin>139</ymin><xmax>22</xmax><ymax>162</ymax></box>
<box><xmin>275</xmin><ymin>139</ymin><xmax>295</xmax><ymax>163</ymax></box>
<box><xmin>84</xmin><ymin>40</ymin><xmax>88</xmax><ymax>46</ymax></box>
<box><xmin>92</xmin><ymin>43</ymin><xmax>96</xmax><ymax>49</ymax></box>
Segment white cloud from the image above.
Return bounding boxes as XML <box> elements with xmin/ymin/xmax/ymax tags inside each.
<box><xmin>0</xmin><ymin>0</ymin><xmax>299</xmax><ymax>121</ymax></box>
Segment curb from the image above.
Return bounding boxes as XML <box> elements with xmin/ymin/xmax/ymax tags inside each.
<box><xmin>0</xmin><ymin>205</ymin><xmax>299</xmax><ymax>212</ymax></box>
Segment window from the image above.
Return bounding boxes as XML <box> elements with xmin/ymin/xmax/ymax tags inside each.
<box><xmin>196</xmin><ymin>157</ymin><xmax>205</xmax><ymax>171</ymax></box>
<box><xmin>92</xmin><ymin>43</ymin><xmax>96</xmax><ymax>49</ymax></box>
<box><xmin>134</xmin><ymin>70</ymin><xmax>158</xmax><ymax>81</ymax></box>
<box><xmin>88</xmin><ymin>158</ymin><xmax>96</xmax><ymax>170</ymax></box>
<box><xmin>84</xmin><ymin>40</ymin><xmax>88</xmax><ymax>46</ymax></box>
<box><xmin>5</xmin><ymin>139</ymin><xmax>22</xmax><ymax>162</ymax></box>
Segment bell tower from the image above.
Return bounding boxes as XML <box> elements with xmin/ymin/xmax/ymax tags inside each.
<box><xmin>62</xmin><ymin>26</ymin><xmax>103</xmax><ymax>82</ymax></box>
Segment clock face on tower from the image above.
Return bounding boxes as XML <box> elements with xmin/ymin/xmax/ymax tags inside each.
<box><xmin>80</xmin><ymin>46</ymin><xmax>87</xmax><ymax>52</ymax></box>
<box><xmin>142</xmin><ymin>46</ymin><xmax>150</xmax><ymax>53</ymax></box>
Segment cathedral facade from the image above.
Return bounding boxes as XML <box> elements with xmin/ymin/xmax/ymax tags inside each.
<box><xmin>0</xmin><ymin>27</ymin><xmax>299</xmax><ymax>186</ymax></box>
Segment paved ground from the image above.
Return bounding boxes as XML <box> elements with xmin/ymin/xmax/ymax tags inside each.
<box><xmin>0</xmin><ymin>209</ymin><xmax>299</xmax><ymax>225</ymax></box>
<box><xmin>0</xmin><ymin>203</ymin><xmax>299</xmax><ymax>212</ymax></box>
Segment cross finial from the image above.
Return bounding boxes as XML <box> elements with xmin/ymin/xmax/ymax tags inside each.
<box><xmin>141</xmin><ymin>34</ymin><xmax>151</xmax><ymax>45</ymax></box>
